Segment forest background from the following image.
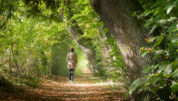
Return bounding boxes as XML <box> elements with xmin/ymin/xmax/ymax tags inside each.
<box><xmin>0</xmin><ymin>0</ymin><xmax>177</xmax><ymax>101</ymax></box>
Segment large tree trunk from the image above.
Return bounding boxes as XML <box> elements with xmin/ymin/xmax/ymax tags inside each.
<box><xmin>90</xmin><ymin>0</ymin><xmax>154</xmax><ymax>100</ymax></box>
<box><xmin>61</xmin><ymin>1</ymin><xmax>97</xmax><ymax>74</ymax></box>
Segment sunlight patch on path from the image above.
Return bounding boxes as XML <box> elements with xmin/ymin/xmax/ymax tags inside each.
<box><xmin>66</xmin><ymin>82</ymin><xmax>121</xmax><ymax>87</ymax></box>
<box><xmin>47</xmin><ymin>80</ymin><xmax>123</xmax><ymax>87</ymax></box>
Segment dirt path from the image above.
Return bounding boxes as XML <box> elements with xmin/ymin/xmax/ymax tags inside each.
<box><xmin>0</xmin><ymin>68</ymin><xmax>126</xmax><ymax>101</ymax></box>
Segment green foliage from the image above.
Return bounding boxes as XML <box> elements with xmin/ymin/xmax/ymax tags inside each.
<box><xmin>130</xmin><ymin>0</ymin><xmax>178</xmax><ymax>100</ymax></box>
<box><xmin>4</xmin><ymin>1</ymin><xmax>178</xmax><ymax>101</ymax></box>
<box><xmin>51</xmin><ymin>42</ymin><xmax>69</xmax><ymax>76</ymax></box>
<box><xmin>129</xmin><ymin>78</ymin><xmax>141</xmax><ymax>95</ymax></box>
<box><xmin>0</xmin><ymin>0</ymin><xmax>18</xmax><ymax>29</ymax></box>
<box><xmin>0</xmin><ymin>0</ymin><xmax>79</xmax><ymax>87</ymax></box>
<box><xmin>74</xmin><ymin>47</ymin><xmax>88</xmax><ymax>76</ymax></box>
<box><xmin>0</xmin><ymin>67</ymin><xmax>41</xmax><ymax>88</ymax></box>
<box><xmin>106</xmin><ymin>37</ymin><xmax>127</xmax><ymax>81</ymax></box>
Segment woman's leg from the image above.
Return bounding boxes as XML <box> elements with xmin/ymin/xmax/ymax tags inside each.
<box><xmin>69</xmin><ymin>69</ymin><xmax>71</xmax><ymax>81</ymax></box>
<box><xmin>69</xmin><ymin>69</ymin><xmax>74</xmax><ymax>82</ymax></box>
<box><xmin>70</xmin><ymin>69</ymin><xmax>74</xmax><ymax>82</ymax></box>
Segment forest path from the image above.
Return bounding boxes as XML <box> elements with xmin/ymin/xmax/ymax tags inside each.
<box><xmin>1</xmin><ymin>68</ymin><xmax>126</xmax><ymax>101</ymax></box>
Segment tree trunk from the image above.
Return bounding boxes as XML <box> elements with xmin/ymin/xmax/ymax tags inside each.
<box><xmin>90</xmin><ymin>0</ymin><xmax>154</xmax><ymax>100</ymax></box>
<box><xmin>61</xmin><ymin>1</ymin><xmax>97</xmax><ymax>74</ymax></box>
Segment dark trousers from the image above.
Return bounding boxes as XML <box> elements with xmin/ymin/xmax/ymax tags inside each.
<box><xmin>69</xmin><ymin>69</ymin><xmax>74</xmax><ymax>81</ymax></box>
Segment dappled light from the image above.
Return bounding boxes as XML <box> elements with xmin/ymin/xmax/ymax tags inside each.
<box><xmin>0</xmin><ymin>70</ymin><xmax>127</xmax><ymax>101</ymax></box>
<box><xmin>0</xmin><ymin>0</ymin><xmax>177</xmax><ymax>101</ymax></box>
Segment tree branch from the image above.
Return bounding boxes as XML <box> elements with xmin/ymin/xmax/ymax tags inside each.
<box><xmin>0</xmin><ymin>4</ymin><xmax>12</xmax><ymax>30</ymax></box>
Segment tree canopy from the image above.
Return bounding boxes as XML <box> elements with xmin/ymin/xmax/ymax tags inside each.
<box><xmin>0</xmin><ymin>0</ymin><xmax>177</xmax><ymax>101</ymax></box>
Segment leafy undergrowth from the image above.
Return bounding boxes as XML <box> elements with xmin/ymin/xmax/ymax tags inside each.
<box><xmin>0</xmin><ymin>73</ymin><xmax>128</xmax><ymax>101</ymax></box>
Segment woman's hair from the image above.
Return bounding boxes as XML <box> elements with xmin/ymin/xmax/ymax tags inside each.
<box><xmin>70</xmin><ymin>47</ymin><xmax>74</xmax><ymax>52</ymax></box>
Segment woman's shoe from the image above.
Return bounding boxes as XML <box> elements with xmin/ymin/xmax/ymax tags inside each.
<box><xmin>69</xmin><ymin>80</ymin><xmax>73</xmax><ymax>84</ymax></box>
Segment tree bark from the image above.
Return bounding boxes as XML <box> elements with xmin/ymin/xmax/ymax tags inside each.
<box><xmin>61</xmin><ymin>1</ymin><xmax>97</xmax><ymax>74</ymax></box>
<box><xmin>90</xmin><ymin>0</ymin><xmax>154</xmax><ymax>100</ymax></box>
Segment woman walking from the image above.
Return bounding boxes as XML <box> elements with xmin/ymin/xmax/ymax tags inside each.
<box><xmin>66</xmin><ymin>47</ymin><xmax>78</xmax><ymax>84</ymax></box>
